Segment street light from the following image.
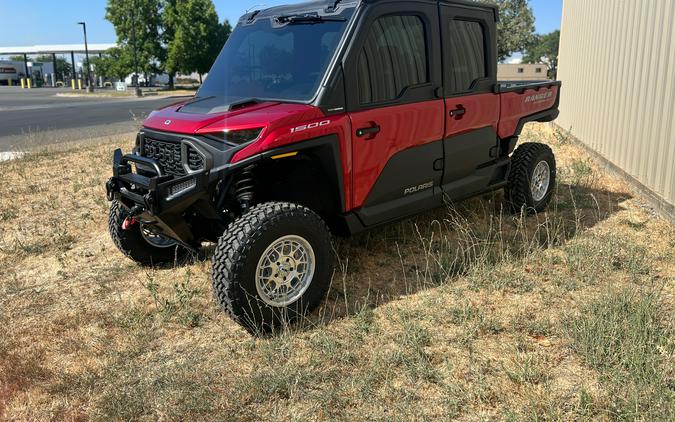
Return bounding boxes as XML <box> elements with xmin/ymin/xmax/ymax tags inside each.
<box><xmin>77</xmin><ymin>21</ymin><xmax>94</xmax><ymax>93</ymax></box>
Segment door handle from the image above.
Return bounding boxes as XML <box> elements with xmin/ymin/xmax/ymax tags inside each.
<box><xmin>356</xmin><ymin>125</ymin><xmax>381</xmax><ymax>137</ymax></box>
<box><xmin>450</xmin><ymin>106</ymin><xmax>466</xmax><ymax>118</ymax></box>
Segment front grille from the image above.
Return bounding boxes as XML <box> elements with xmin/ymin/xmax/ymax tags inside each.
<box><xmin>141</xmin><ymin>135</ymin><xmax>206</xmax><ymax>177</ymax></box>
<box><xmin>144</xmin><ymin>138</ymin><xmax>185</xmax><ymax>176</ymax></box>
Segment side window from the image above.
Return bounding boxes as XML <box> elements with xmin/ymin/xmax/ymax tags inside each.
<box><xmin>357</xmin><ymin>15</ymin><xmax>429</xmax><ymax>104</ymax></box>
<box><xmin>446</xmin><ymin>20</ymin><xmax>487</xmax><ymax>94</ymax></box>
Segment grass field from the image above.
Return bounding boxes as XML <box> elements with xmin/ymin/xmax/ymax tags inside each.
<box><xmin>1</xmin><ymin>123</ymin><xmax>673</xmax><ymax>420</ymax></box>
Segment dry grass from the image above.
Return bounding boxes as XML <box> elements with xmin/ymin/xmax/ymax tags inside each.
<box><xmin>0</xmin><ymin>123</ymin><xmax>673</xmax><ymax>421</ymax></box>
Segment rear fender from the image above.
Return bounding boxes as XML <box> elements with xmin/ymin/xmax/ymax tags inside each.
<box><xmin>498</xmin><ymin>81</ymin><xmax>561</xmax><ymax>139</ymax></box>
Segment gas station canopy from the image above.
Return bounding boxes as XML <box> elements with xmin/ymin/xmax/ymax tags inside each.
<box><xmin>0</xmin><ymin>44</ymin><xmax>116</xmax><ymax>55</ymax></box>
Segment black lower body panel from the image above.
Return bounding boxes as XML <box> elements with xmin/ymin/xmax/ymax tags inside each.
<box><xmin>344</xmin><ymin>158</ymin><xmax>510</xmax><ymax>236</ymax></box>
<box><xmin>442</xmin><ymin>159</ymin><xmax>510</xmax><ymax>202</ymax></box>
<box><xmin>355</xmin><ymin>141</ymin><xmax>444</xmax><ymax>227</ymax></box>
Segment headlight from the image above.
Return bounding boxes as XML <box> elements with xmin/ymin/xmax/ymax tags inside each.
<box><xmin>210</xmin><ymin>128</ymin><xmax>263</xmax><ymax>145</ymax></box>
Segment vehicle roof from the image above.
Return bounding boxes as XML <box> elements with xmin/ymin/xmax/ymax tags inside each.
<box><xmin>239</xmin><ymin>0</ymin><xmax>358</xmax><ymax>23</ymax></box>
<box><xmin>240</xmin><ymin>0</ymin><xmax>498</xmax><ymax>23</ymax></box>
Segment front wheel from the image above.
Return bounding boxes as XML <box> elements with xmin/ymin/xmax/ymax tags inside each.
<box><xmin>108</xmin><ymin>200</ymin><xmax>188</xmax><ymax>266</ymax></box>
<box><xmin>211</xmin><ymin>202</ymin><xmax>334</xmax><ymax>334</ymax></box>
<box><xmin>506</xmin><ymin>142</ymin><xmax>557</xmax><ymax>214</ymax></box>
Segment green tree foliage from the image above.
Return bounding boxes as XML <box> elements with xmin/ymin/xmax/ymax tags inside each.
<box><xmin>166</xmin><ymin>0</ymin><xmax>231</xmax><ymax>82</ymax></box>
<box><xmin>34</xmin><ymin>55</ymin><xmax>73</xmax><ymax>78</ymax></box>
<box><xmin>106</xmin><ymin>0</ymin><xmax>229</xmax><ymax>86</ymax></box>
<box><xmin>91</xmin><ymin>47</ymin><xmax>134</xmax><ymax>81</ymax></box>
<box><xmin>523</xmin><ymin>30</ymin><xmax>560</xmax><ymax>79</ymax></box>
<box><xmin>106</xmin><ymin>0</ymin><xmax>164</xmax><ymax>76</ymax></box>
<box><xmin>162</xmin><ymin>0</ymin><xmax>179</xmax><ymax>87</ymax></box>
<box><xmin>482</xmin><ymin>0</ymin><xmax>536</xmax><ymax>62</ymax></box>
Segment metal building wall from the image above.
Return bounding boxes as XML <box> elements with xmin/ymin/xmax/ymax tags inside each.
<box><xmin>557</xmin><ymin>0</ymin><xmax>675</xmax><ymax>208</ymax></box>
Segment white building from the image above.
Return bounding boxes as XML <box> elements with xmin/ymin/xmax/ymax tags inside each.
<box><xmin>557</xmin><ymin>0</ymin><xmax>675</xmax><ymax>219</ymax></box>
<box><xmin>498</xmin><ymin>63</ymin><xmax>549</xmax><ymax>81</ymax></box>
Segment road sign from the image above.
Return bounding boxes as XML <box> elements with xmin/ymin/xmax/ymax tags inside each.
<box><xmin>115</xmin><ymin>82</ymin><xmax>127</xmax><ymax>92</ymax></box>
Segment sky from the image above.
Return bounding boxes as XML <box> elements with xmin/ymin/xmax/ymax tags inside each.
<box><xmin>0</xmin><ymin>0</ymin><xmax>562</xmax><ymax>48</ymax></box>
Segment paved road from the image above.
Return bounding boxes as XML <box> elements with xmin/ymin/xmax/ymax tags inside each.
<box><xmin>0</xmin><ymin>87</ymin><xmax>189</xmax><ymax>151</ymax></box>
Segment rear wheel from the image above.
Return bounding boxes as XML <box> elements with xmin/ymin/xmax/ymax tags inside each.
<box><xmin>506</xmin><ymin>142</ymin><xmax>557</xmax><ymax>214</ymax></box>
<box><xmin>108</xmin><ymin>200</ymin><xmax>188</xmax><ymax>266</ymax></box>
<box><xmin>211</xmin><ymin>202</ymin><xmax>334</xmax><ymax>334</ymax></box>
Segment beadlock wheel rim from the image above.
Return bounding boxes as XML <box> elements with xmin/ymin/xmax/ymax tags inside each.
<box><xmin>531</xmin><ymin>160</ymin><xmax>551</xmax><ymax>202</ymax></box>
<box><xmin>255</xmin><ymin>235</ymin><xmax>316</xmax><ymax>307</ymax></box>
<box><xmin>140</xmin><ymin>225</ymin><xmax>177</xmax><ymax>249</ymax></box>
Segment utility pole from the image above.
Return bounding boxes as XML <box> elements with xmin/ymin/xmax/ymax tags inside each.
<box><xmin>131</xmin><ymin>0</ymin><xmax>142</xmax><ymax>97</ymax></box>
<box><xmin>51</xmin><ymin>53</ymin><xmax>58</xmax><ymax>87</ymax></box>
<box><xmin>78</xmin><ymin>21</ymin><xmax>94</xmax><ymax>92</ymax></box>
<box><xmin>70</xmin><ymin>51</ymin><xmax>76</xmax><ymax>89</ymax></box>
<box><xmin>23</xmin><ymin>53</ymin><xmax>29</xmax><ymax>81</ymax></box>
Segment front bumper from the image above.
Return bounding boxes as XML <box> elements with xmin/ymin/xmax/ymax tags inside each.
<box><xmin>106</xmin><ymin>149</ymin><xmax>211</xmax><ymax>216</ymax></box>
<box><xmin>106</xmin><ymin>148</ymin><xmax>215</xmax><ymax>247</ymax></box>
<box><xmin>105</xmin><ymin>127</ymin><xmax>286</xmax><ymax>246</ymax></box>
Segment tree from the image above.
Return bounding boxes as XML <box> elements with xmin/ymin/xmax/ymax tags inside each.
<box><xmin>106</xmin><ymin>0</ymin><xmax>230</xmax><ymax>87</ymax></box>
<box><xmin>482</xmin><ymin>0</ymin><xmax>536</xmax><ymax>62</ymax></box>
<box><xmin>91</xmin><ymin>47</ymin><xmax>134</xmax><ymax>81</ymax></box>
<box><xmin>34</xmin><ymin>55</ymin><xmax>73</xmax><ymax>81</ymax></box>
<box><xmin>523</xmin><ymin>30</ymin><xmax>560</xmax><ymax>79</ymax></box>
<box><xmin>166</xmin><ymin>0</ymin><xmax>231</xmax><ymax>83</ymax></box>
<box><xmin>106</xmin><ymin>0</ymin><xmax>164</xmax><ymax>80</ymax></box>
<box><xmin>162</xmin><ymin>0</ymin><xmax>179</xmax><ymax>88</ymax></box>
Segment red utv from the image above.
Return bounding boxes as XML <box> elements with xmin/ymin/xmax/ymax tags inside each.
<box><xmin>106</xmin><ymin>0</ymin><xmax>561</xmax><ymax>333</ymax></box>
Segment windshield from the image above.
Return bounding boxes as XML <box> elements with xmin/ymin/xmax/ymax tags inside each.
<box><xmin>196</xmin><ymin>9</ymin><xmax>354</xmax><ymax>104</ymax></box>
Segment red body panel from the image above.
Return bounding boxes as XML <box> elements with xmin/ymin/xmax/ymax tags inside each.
<box><xmin>497</xmin><ymin>85</ymin><xmax>559</xmax><ymax>139</ymax></box>
<box><xmin>348</xmin><ymin>100</ymin><xmax>445</xmax><ymax>209</ymax></box>
<box><xmin>140</xmin><ymin>84</ymin><xmax>558</xmax><ymax>214</ymax></box>
<box><xmin>445</xmin><ymin>93</ymin><xmax>500</xmax><ymax>137</ymax></box>
<box><xmin>143</xmin><ymin>100</ymin><xmax>355</xmax><ymax>212</ymax></box>
<box><xmin>231</xmin><ymin>112</ymin><xmax>354</xmax><ymax>212</ymax></box>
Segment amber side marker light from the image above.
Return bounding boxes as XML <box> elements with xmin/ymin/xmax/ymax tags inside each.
<box><xmin>271</xmin><ymin>152</ymin><xmax>299</xmax><ymax>160</ymax></box>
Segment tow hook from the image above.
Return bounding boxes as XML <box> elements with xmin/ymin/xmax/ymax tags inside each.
<box><xmin>122</xmin><ymin>205</ymin><xmax>143</xmax><ymax>230</ymax></box>
<box><xmin>105</xmin><ymin>178</ymin><xmax>117</xmax><ymax>201</ymax></box>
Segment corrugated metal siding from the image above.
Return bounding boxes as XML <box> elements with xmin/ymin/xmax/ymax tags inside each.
<box><xmin>557</xmin><ymin>0</ymin><xmax>675</xmax><ymax>207</ymax></box>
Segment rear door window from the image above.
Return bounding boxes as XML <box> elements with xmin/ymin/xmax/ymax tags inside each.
<box><xmin>446</xmin><ymin>20</ymin><xmax>487</xmax><ymax>94</ymax></box>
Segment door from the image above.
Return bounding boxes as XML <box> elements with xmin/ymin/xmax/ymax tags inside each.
<box><xmin>439</xmin><ymin>3</ymin><xmax>502</xmax><ymax>199</ymax></box>
<box><xmin>344</xmin><ymin>1</ymin><xmax>446</xmax><ymax>226</ymax></box>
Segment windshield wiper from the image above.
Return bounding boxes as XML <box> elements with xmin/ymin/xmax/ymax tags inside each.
<box><xmin>276</xmin><ymin>13</ymin><xmax>346</xmax><ymax>25</ymax></box>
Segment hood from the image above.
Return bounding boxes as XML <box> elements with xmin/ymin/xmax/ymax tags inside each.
<box><xmin>143</xmin><ymin>96</ymin><xmax>337</xmax><ymax>163</ymax></box>
<box><xmin>143</xmin><ymin>98</ymin><xmax>279</xmax><ymax>135</ymax></box>
<box><xmin>143</xmin><ymin>97</ymin><xmax>324</xmax><ymax>136</ymax></box>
